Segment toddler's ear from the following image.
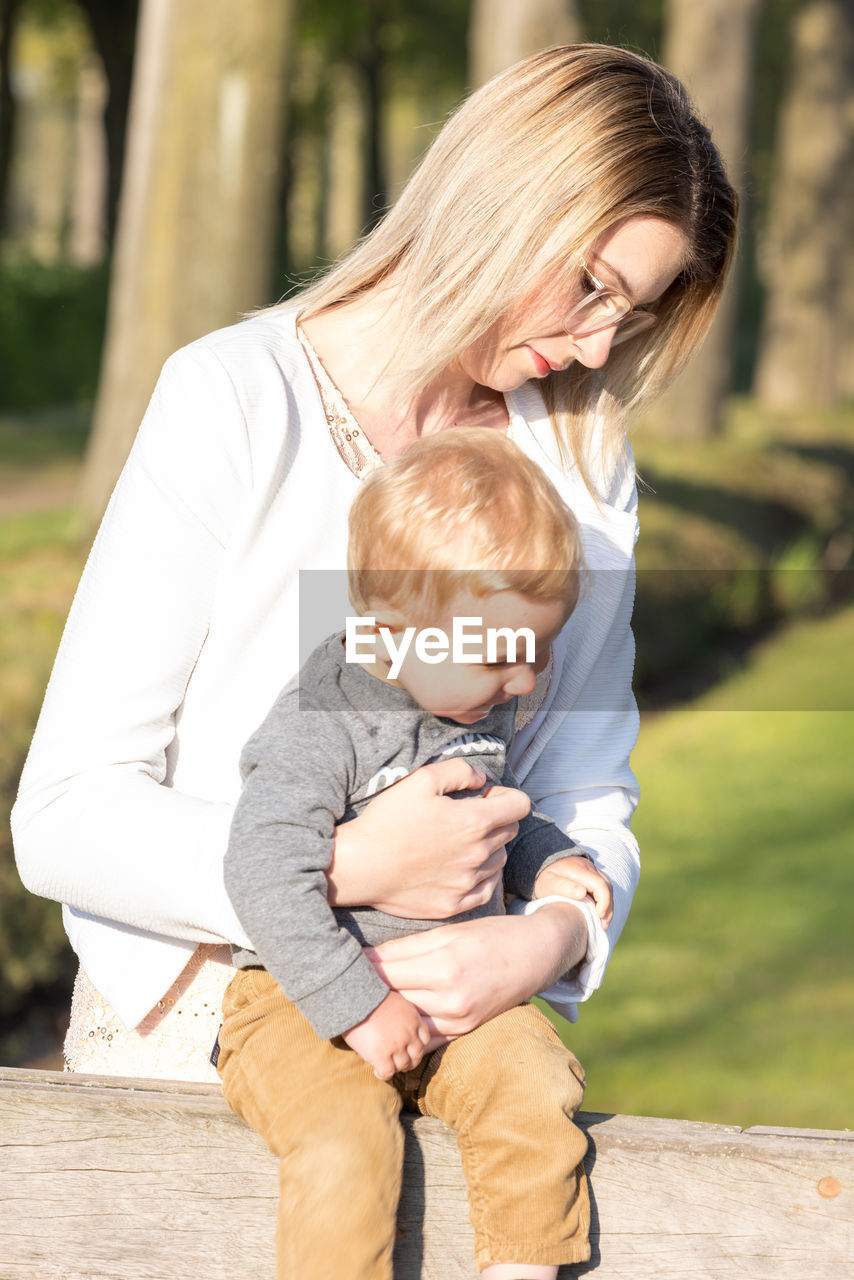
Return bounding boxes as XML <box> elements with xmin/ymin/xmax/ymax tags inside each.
<box><xmin>369</xmin><ymin>603</ymin><xmax>409</xmax><ymax>635</ymax></box>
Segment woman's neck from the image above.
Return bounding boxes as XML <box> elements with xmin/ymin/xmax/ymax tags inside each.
<box><xmin>299</xmin><ymin>287</ymin><xmax>508</xmax><ymax>457</ymax></box>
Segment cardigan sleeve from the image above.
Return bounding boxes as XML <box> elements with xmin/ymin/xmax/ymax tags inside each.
<box><xmin>513</xmin><ymin>460</ymin><xmax>642</xmax><ymax>1008</ymax></box>
<box><xmin>521</xmin><ymin>564</ymin><xmax>640</xmax><ymax>987</ymax></box>
<box><xmin>11</xmin><ymin>344</ymin><xmax>257</xmax><ymax>948</ymax></box>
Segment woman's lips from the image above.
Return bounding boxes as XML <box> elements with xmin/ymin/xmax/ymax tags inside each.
<box><xmin>527</xmin><ymin>346</ymin><xmax>551</xmax><ymax>377</ymax></box>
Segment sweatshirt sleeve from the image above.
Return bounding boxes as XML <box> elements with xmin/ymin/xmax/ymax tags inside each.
<box><xmin>10</xmin><ymin>344</ymin><xmax>257</xmax><ymax>947</ymax></box>
<box><xmin>501</xmin><ymin>774</ymin><xmax>579</xmax><ymax>900</ymax></box>
<box><xmin>225</xmin><ymin>696</ymin><xmax>390</xmax><ymax>1039</ymax></box>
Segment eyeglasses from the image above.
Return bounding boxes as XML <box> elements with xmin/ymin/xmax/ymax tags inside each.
<box><xmin>564</xmin><ymin>257</ymin><xmax>658</xmax><ymax>346</ymax></box>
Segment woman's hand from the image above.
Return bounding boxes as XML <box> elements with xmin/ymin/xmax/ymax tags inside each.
<box><xmin>327</xmin><ymin>759</ymin><xmax>529</xmax><ymax>919</ymax></box>
<box><xmin>364</xmin><ymin>903</ymin><xmax>588</xmax><ymax>1044</ymax></box>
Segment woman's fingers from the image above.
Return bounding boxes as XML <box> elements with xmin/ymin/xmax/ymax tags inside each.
<box><xmin>364</xmin><ymin>935</ymin><xmax>454</xmax><ymax>994</ymax></box>
<box><xmin>425</xmin><ymin>761</ymin><xmax>530</xmax><ymax>834</ymax></box>
<box><xmin>425</xmin><ymin>757</ymin><xmax>488</xmax><ymax>795</ymax></box>
<box><xmin>476</xmin><ymin>782</ymin><xmax>531</xmax><ymax>825</ymax></box>
<box><xmin>364</xmin><ymin>932</ymin><xmax>445</xmax><ymax>971</ymax></box>
<box><xmin>452</xmin><ymin>864</ymin><xmax>504</xmax><ymax>912</ymax></box>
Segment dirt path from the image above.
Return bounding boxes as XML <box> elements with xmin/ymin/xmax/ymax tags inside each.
<box><xmin>0</xmin><ymin>461</ymin><xmax>81</xmax><ymax>516</ymax></box>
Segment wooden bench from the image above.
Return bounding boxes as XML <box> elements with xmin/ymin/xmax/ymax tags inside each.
<box><xmin>0</xmin><ymin>1065</ymin><xmax>850</xmax><ymax>1279</ymax></box>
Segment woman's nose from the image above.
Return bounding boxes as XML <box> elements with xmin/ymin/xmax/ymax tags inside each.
<box><xmin>570</xmin><ymin>327</ymin><xmax>617</xmax><ymax>369</ymax></box>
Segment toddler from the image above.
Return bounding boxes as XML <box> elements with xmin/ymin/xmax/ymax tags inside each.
<box><xmin>218</xmin><ymin>429</ymin><xmax>613</xmax><ymax>1280</ymax></box>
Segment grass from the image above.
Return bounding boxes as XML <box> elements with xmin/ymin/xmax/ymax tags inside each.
<box><xmin>0</xmin><ymin>511</ymin><xmax>85</xmax><ymax>773</ymax></box>
<box><xmin>0</xmin><ymin>411</ymin><xmax>90</xmax><ymax>1038</ymax></box>
<box><xmin>631</xmin><ymin>398</ymin><xmax>854</xmax><ymax>702</ymax></box>
<box><xmin>0</xmin><ymin>506</ymin><xmax>85</xmax><ymax>1026</ymax></box>
<box><xmin>549</xmin><ymin>605</ymin><xmax>854</xmax><ymax>1131</ymax></box>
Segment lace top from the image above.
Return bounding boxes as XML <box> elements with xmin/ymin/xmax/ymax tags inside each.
<box><xmin>64</xmin><ymin>944</ymin><xmax>233</xmax><ymax>1083</ymax></box>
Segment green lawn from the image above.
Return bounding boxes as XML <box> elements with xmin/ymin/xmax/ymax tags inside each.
<box><xmin>550</xmin><ymin>605</ymin><xmax>854</xmax><ymax>1131</ymax></box>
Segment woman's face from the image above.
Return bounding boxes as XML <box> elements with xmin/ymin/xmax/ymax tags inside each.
<box><xmin>457</xmin><ymin>215</ymin><xmax>688</xmax><ymax>393</ymax></box>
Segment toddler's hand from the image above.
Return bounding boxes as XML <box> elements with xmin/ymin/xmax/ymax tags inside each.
<box><xmin>534</xmin><ymin>855</ymin><xmax>613</xmax><ymax>928</ymax></box>
<box><xmin>342</xmin><ymin>990</ymin><xmax>431</xmax><ymax>1081</ymax></box>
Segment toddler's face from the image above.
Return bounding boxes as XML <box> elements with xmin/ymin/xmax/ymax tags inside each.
<box><xmin>372</xmin><ymin>587</ymin><xmax>567</xmax><ymax>725</ymax></box>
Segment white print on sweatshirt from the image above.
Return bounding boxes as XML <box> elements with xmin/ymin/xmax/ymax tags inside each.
<box><xmin>363</xmin><ymin>734</ymin><xmax>504</xmax><ymax>798</ymax></box>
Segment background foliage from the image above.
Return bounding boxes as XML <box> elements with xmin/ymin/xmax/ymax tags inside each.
<box><xmin>0</xmin><ymin>0</ymin><xmax>851</xmax><ymax>1127</ymax></box>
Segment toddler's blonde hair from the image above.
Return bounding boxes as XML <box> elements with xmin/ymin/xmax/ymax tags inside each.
<box><xmin>348</xmin><ymin>429</ymin><xmax>584</xmax><ymax>622</ymax></box>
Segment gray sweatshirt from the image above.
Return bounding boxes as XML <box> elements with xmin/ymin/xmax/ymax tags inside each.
<box><xmin>225</xmin><ymin>632</ymin><xmax>577</xmax><ymax>1039</ymax></box>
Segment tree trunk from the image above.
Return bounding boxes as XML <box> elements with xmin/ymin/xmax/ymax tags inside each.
<box><xmin>324</xmin><ymin>63</ymin><xmax>365</xmax><ymax>259</ymax></box>
<box><xmin>0</xmin><ymin>0</ymin><xmax>23</xmax><ymax>236</ymax></box>
<box><xmin>469</xmin><ymin>0</ymin><xmax>583</xmax><ymax>88</ymax></box>
<box><xmin>69</xmin><ymin>53</ymin><xmax>108</xmax><ymax>265</ymax></box>
<box><xmin>753</xmin><ymin>0</ymin><xmax>854</xmax><ymax>408</ymax></box>
<box><xmin>357</xmin><ymin>6</ymin><xmax>386</xmax><ymax>230</ymax></box>
<box><xmin>72</xmin><ymin>0</ymin><xmax>140</xmax><ymax>250</ymax></box>
<box><xmin>79</xmin><ymin>0</ymin><xmax>292</xmax><ymax>526</ymax></box>
<box><xmin>284</xmin><ymin>45</ymin><xmax>326</xmax><ymax>275</ymax></box>
<box><xmin>653</xmin><ymin>0</ymin><xmax>761</xmax><ymax>438</ymax></box>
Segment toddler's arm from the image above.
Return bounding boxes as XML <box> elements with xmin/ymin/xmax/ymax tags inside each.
<box><xmin>343</xmin><ymin>990</ymin><xmax>431</xmax><ymax>1080</ymax></box>
<box><xmin>534</xmin><ymin>855</ymin><xmax>613</xmax><ymax>928</ymax></box>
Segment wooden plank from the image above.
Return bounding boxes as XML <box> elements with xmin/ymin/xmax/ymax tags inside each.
<box><xmin>0</xmin><ymin>1066</ymin><xmax>851</xmax><ymax>1280</ymax></box>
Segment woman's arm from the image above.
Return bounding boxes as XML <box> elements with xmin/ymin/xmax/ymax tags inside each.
<box><xmin>515</xmin><ymin>489</ymin><xmax>641</xmax><ymax>988</ymax></box>
<box><xmin>12</xmin><ymin>338</ymin><xmax>534</xmax><ymax>946</ymax></box>
<box><xmin>522</xmin><ymin>667</ymin><xmax>639</xmax><ymax>959</ymax></box>
<box><xmin>11</xmin><ymin>345</ymin><xmax>255</xmax><ymax>946</ymax></box>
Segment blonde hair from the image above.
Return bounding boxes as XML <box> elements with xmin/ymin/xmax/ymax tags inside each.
<box><xmin>283</xmin><ymin>45</ymin><xmax>737</xmax><ymax>494</ymax></box>
<box><xmin>347</xmin><ymin>429</ymin><xmax>584</xmax><ymax>622</ymax></box>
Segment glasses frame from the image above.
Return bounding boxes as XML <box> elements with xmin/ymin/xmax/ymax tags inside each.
<box><xmin>564</xmin><ymin>257</ymin><xmax>658</xmax><ymax>346</ymax></box>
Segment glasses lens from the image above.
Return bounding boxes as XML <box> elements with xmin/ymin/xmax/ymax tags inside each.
<box><xmin>565</xmin><ymin>291</ymin><xmax>631</xmax><ymax>338</ymax></box>
<box><xmin>609</xmin><ymin>311</ymin><xmax>657</xmax><ymax>346</ymax></box>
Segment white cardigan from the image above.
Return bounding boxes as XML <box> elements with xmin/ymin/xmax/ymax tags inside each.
<box><xmin>11</xmin><ymin>309</ymin><xmax>641</xmax><ymax>1029</ymax></box>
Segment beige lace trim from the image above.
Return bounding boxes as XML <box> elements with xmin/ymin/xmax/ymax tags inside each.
<box><xmin>64</xmin><ymin>943</ymin><xmax>233</xmax><ymax>1083</ymax></box>
<box><xmin>298</xmin><ymin>325</ymin><xmax>384</xmax><ymax>480</ymax></box>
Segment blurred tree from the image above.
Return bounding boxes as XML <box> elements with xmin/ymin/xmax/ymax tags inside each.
<box><xmin>469</xmin><ymin>0</ymin><xmax>583</xmax><ymax>86</ymax></box>
<box><xmin>754</xmin><ymin>0</ymin><xmax>854</xmax><ymax>407</ymax></box>
<box><xmin>3</xmin><ymin>0</ymin><xmax>95</xmax><ymax>261</ymax></box>
<box><xmin>303</xmin><ymin>0</ymin><xmax>387</xmax><ymax>232</ymax></box>
<box><xmin>79</xmin><ymin>0</ymin><xmax>293</xmax><ymax>524</ymax></box>
<box><xmin>0</xmin><ymin>0</ymin><xmax>136</xmax><ymax>252</ymax></box>
<box><xmin>279</xmin><ymin>0</ymin><xmax>468</xmax><ymax>278</ymax></box>
<box><xmin>70</xmin><ymin>0</ymin><xmax>138</xmax><ymax>248</ymax></box>
<box><xmin>67</xmin><ymin>47</ymin><xmax>107</xmax><ymax>264</ymax></box>
<box><xmin>0</xmin><ymin>0</ymin><xmax>24</xmax><ymax>235</ymax></box>
<box><xmin>653</xmin><ymin>0</ymin><xmax>761</xmax><ymax>438</ymax></box>
<box><xmin>577</xmin><ymin>0</ymin><xmax>661</xmax><ymax>51</ymax></box>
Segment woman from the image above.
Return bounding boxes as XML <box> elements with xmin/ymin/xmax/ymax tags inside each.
<box><xmin>12</xmin><ymin>45</ymin><xmax>736</xmax><ymax>1083</ymax></box>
